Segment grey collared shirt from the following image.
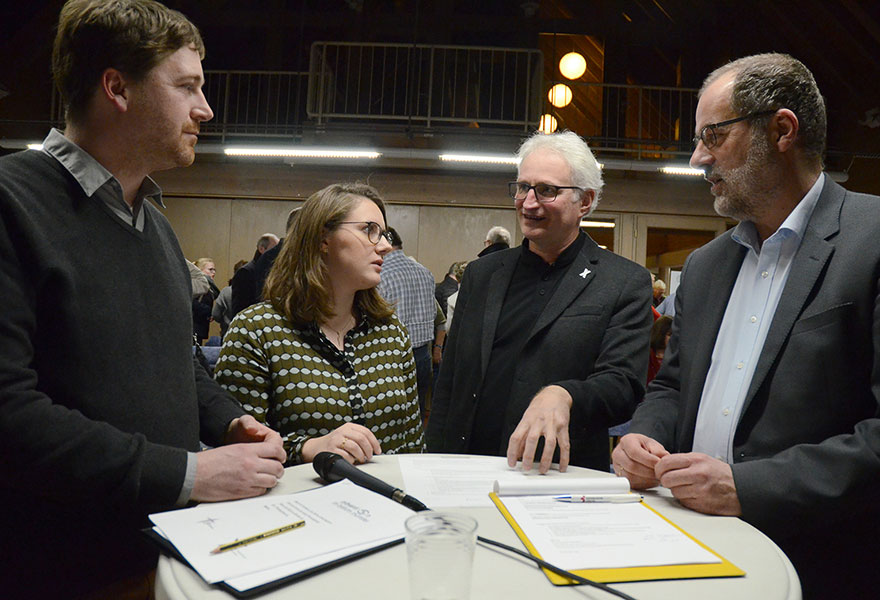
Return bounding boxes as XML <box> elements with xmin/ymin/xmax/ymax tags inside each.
<box><xmin>39</xmin><ymin>128</ymin><xmax>197</xmax><ymax>505</ymax></box>
<box><xmin>41</xmin><ymin>128</ymin><xmax>165</xmax><ymax>231</ymax></box>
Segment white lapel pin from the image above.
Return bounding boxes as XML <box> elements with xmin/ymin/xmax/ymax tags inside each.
<box><xmin>579</xmin><ymin>268</ymin><xmax>591</xmax><ymax>279</ymax></box>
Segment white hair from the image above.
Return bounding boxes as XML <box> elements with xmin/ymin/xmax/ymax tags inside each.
<box><xmin>516</xmin><ymin>130</ymin><xmax>603</xmax><ymax>215</ymax></box>
<box><xmin>485</xmin><ymin>226</ymin><xmax>511</xmax><ymax>246</ymax></box>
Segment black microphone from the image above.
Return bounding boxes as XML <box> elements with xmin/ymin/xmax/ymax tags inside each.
<box><xmin>313</xmin><ymin>452</ymin><xmax>428</xmax><ymax>512</ymax></box>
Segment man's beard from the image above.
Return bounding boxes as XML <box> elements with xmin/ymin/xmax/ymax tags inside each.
<box><xmin>709</xmin><ymin>131</ymin><xmax>777</xmax><ymax>222</ymax></box>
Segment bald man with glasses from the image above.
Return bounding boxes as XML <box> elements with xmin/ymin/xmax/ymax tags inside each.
<box><xmin>427</xmin><ymin>130</ymin><xmax>652</xmax><ymax>474</ymax></box>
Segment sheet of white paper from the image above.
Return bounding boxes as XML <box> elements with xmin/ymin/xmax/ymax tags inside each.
<box><xmin>500</xmin><ymin>496</ymin><xmax>721</xmax><ymax>570</ymax></box>
<box><xmin>398</xmin><ymin>455</ymin><xmax>572</xmax><ymax>507</ymax></box>
<box><xmin>150</xmin><ymin>480</ymin><xmax>412</xmax><ymax>584</ymax></box>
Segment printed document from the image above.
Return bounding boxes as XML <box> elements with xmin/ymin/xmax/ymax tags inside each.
<box><xmin>150</xmin><ymin>479</ymin><xmax>412</xmax><ymax>585</ymax></box>
<box><xmin>497</xmin><ymin>495</ymin><xmax>721</xmax><ymax>570</ymax></box>
<box><xmin>399</xmin><ymin>454</ymin><xmax>576</xmax><ymax>507</ymax></box>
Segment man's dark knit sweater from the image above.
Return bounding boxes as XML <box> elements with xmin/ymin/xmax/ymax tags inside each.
<box><xmin>0</xmin><ymin>150</ymin><xmax>244</xmax><ymax>594</ymax></box>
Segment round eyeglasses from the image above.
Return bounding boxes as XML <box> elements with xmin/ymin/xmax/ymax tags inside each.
<box><xmin>336</xmin><ymin>221</ymin><xmax>393</xmax><ymax>245</ymax></box>
<box><xmin>508</xmin><ymin>182</ymin><xmax>584</xmax><ymax>204</ymax></box>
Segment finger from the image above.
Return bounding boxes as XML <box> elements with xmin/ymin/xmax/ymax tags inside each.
<box><xmin>520</xmin><ymin>431</ymin><xmax>540</xmax><ymax>473</ymax></box>
<box><xmin>643</xmin><ymin>437</ymin><xmax>671</xmax><ymax>459</ymax></box>
<box><xmin>367</xmin><ymin>430</ymin><xmax>382</xmax><ymax>456</ymax></box>
<box><xmin>613</xmin><ymin>443</ymin><xmax>656</xmax><ymax>481</ymax></box>
<box><xmin>506</xmin><ymin>429</ymin><xmax>525</xmax><ymax>469</ymax></box>
<box><xmin>346</xmin><ymin>437</ymin><xmax>370</xmax><ymax>464</ymax></box>
<box><xmin>338</xmin><ymin>446</ymin><xmax>358</xmax><ymax>464</ymax></box>
<box><xmin>654</xmin><ymin>453</ymin><xmax>693</xmax><ymax>479</ymax></box>
<box><xmin>626</xmin><ymin>438</ymin><xmax>664</xmax><ymax>466</ymax></box>
<box><xmin>255</xmin><ymin>439</ymin><xmax>287</xmax><ymax>463</ymax></box>
<box><xmin>349</xmin><ymin>430</ymin><xmax>380</xmax><ymax>462</ymax></box>
<box><xmin>254</xmin><ymin>472</ymin><xmax>283</xmax><ymax>489</ymax></box>
<box><xmin>538</xmin><ymin>430</ymin><xmax>556</xmax><ymax>474</ymax></box>
<box><xmin>666</xmin><ymin>481</ymin><xmax>701</xmax><ymax>502</ymax></box>
<box><xmin>557</xmin><ymin>428</ymin><xmax>570</xmax><ymax>473</ymax></box>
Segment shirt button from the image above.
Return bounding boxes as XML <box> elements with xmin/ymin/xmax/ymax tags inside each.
<box><xmin>761</xmin><ymin>271</ymin><xmax>769</xmax><ymax>278</ymax></box>
<box><xmin>750</xmin><ymin>315</ymin><xmax>757</xmax><ymax>323</ymax></box>
<box><xmin>539</xmin><ymin>289</ymin><xmax>546</xmax><ymax>296</ymax></box>
<box><xmin>736</xmin><ymin>362</ymin><xmax>744</xmax><ymax>369</ymax></box>
<box><xmin>722</xmin><ymin>408</ymin><xmax>730</xmax><ymax>416</ymax></box>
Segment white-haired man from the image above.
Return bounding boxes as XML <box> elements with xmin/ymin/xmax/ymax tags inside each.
<box><xmin>428</xmin><ymin>131</ymin><xmax>653</xmax><ymax>473</ymax></box>
<box><xmin>480</xmin><ymin>225</ymin><xmax>511</xmax><ymax>256</ymax></box>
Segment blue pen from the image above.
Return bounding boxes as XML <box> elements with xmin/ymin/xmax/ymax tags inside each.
<box><xmin>553</xmin><ymin>494</ymin><xmax>642</xmax><ymax>503</ymax></box>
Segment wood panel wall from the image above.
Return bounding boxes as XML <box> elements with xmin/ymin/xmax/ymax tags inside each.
<box><xmin>153</xmin><ymin>156</ymin><xmax>718</xmax><ymax>287</ymax></box>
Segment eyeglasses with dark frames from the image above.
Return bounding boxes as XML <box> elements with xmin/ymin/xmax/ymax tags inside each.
<box><xmin>336</xmin><ymin>221</ymin><xmax>393</xmax><ymax>245</ymax></box>
<box><xmin>508</xmin><ymin>182</ymin><xmax>584</xmax><ymax>204</ymax></box>
<box><xmin>693</xmin><ymin>109</ymin><xmax>777</xmax><ymax>149</ymax></box>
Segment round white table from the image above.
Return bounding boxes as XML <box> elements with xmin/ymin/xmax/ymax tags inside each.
<box><xmin>156</xmin><ymin>455</ymin><xmax>801</xmax><ymax>600</ymax></box>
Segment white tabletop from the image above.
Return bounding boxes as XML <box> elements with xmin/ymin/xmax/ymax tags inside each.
<box><xmin>156</xmin><ymin>454</ymin><xmax>801</xmax><ymax>600</ymax></box>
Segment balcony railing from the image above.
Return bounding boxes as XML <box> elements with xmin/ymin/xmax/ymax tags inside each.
<box><xmin>32</xmin><ymin>42</ymin><xmax>700</xmax><ymax>160</ymax></box>
<box><xmin>307</xmin><ymin>42</ymin><xmax>543</xmax><ymax>130</ymax></box>
<box><xmin>200</xmin><ymin>70</ymin><xmax>310</xmax><ymax>139</ymax></box>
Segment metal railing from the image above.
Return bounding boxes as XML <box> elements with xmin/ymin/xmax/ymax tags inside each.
<box><xmin>37</xmin><ymin>43</ymin><xmax>699</xmax><ymax>160</ymax></box>
<box><xmin>307</xmin><ymin>42</ymin><xmax>543</xmax><ymax>130</ymax></box>
<box><xmin>546</xmin><ymin>81</ymin><xmax>699</xmax><ymax>159</ymax></box>
<box><xmin>200</xmin><ymin>71</ymin><xmax>310</xmax><ymax>140</ymax></box>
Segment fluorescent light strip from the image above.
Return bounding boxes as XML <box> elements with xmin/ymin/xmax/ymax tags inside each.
<box><xmin>580</xmin><ymin>220</ymin><xmax>615</xmax><ymax>228</ymax></box>
<box><xmin>27</xmin><ymin>144</ymin><xmax>44</xmax><ymax>151</ymax></box>
<box><xmin>658</xmin><ymin>166</ymin><xmax>704</xmax><ymax>176</ymax></box>
<box><xmin>224</xmin><ymin>147</ymin><xmax>380</xmax><ymax>159</ymax></box>
<box><xmin>439</xmin><ymin>153</ymin><xmax>518</xmax><ymax>165</ymax></box>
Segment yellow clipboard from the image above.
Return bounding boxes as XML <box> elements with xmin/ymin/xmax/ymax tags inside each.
<box><xmin>489</xmin><ymin>492</ymin><xmax>744</xmax><ymax>585</ymax></box>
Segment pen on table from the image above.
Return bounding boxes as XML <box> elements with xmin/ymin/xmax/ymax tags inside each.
<box><xmin>210</xmin><ymin>520</ymin><xmax>306</xmax><ymax>554</ymax></box>
<box><xmin>552</xmin><ymin>494</ymin><xmax>642</xmax><ymax>504</ymax></box>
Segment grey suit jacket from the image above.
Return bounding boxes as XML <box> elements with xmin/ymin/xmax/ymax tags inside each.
<box><xmin>630</xmin><ymin>177</ymin><xmax>880</xmax><ymax>594</ymax></box>
<box><xmin>427</xmin><ymin>234</ymin><xmax>653</xmax><ymax>471</ymax></box>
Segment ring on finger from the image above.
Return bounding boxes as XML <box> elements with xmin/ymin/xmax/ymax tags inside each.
<box><xmin>341</xmin><ymin>438</ymin><xmax>347</xmax><ymax>450</ymax></box>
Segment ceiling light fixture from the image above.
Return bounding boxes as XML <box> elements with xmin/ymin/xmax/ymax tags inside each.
<box><xmin>559</xmin><ymin>52</ymin><xmax>587</xmax><ymax>80</ymax></box>
<box><xmin>538</xmin><ymin>114</ymin><xmax>558</xmax><ymax>133</ymax></box>
<box><xmin>580</xmin><ymin>220</ymin><xmax>615</xmax><ymax>228</ymax></box>
<box><xmin>439</xmin><ymin>153</ymin><xmax>518</xmax><ymax>165</ymax></box>
<box><xmin>658</xmin><ymin>166</ymin><xmax>705</xmax><ymax>176</ymax></box>
<box><xmin>27</xmin><ymin>143</ymin><xmax>44</xmax><ymax>151</ymax></box>
<box><xmin>548</xmin><ymin>83</ymin><xmax>573</xmax><ymax>108</ymax></box>
<box><xmin>224</xmin><ymin>147</ymin><xmax>381</xmax><ymax>159</ymax></box>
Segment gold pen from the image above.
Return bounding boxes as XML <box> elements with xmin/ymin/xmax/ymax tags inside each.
<box><xmin>210</xmin><ymin>520</ymin><xmax>306</xmax><ymax>554</ymax></box>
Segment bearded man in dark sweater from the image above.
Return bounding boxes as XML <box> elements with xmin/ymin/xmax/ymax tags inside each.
<box><xmin>0</xmin><ymin>1</ymin><xmax>285</xmax><ymax>597</ymax></box>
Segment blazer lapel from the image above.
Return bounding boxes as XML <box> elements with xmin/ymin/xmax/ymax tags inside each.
<box><xmin>678</xmin><ymin>236</ymin><xmax>745</xmax><ymax>449</ymax></box>
<box><xmin>527</xmin><ymin>240</ymin><xmax>598</xmax><ymax>340</ymax></box>
<box><xmin>740</xmin><ymin>178</ymin><xmax>842</xmax><ymax>413</ymax></box>
<box><xmin>480</xmin><ymin>253</ymin><xmax>517</xmax><ymax>378</ymax></box>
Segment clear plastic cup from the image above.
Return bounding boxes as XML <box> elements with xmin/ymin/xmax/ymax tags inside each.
<box><xmin>405</xmin><ymin>512</ymin><xmax>478</xmax><ymax>600</ymax></box>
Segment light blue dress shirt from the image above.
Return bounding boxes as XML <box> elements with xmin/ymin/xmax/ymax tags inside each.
<box><xmin>692</xmin><ymin>173</ymin><xmax>825</xmax><ymax>463</ymax></box>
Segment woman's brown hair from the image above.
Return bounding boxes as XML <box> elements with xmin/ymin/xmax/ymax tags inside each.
<box><xmin>263</xmin><ymin>183</ymin><xmax>394</xmax><ymax>327</ymax></box>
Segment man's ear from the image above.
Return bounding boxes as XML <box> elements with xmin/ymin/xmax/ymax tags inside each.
<box><xmin>579</xmin><ymin>189</ymin><xmax>595</xmax><ymax>217</ymax></box>
<box><xmin>99</xmin><ymin>68</ymin><xmax>131</xmax><ymax>113</ymax></box>
<box><xmin>770</xmin><ymin>108</ymin><xmax>799</xmax><ymax>153</ymax></box>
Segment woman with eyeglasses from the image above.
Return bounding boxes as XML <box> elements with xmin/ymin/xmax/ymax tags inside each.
<box><xmin>216</xmin><ymin>183</ymin><xmax>425</xmax><ymax>465</ymax></box>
